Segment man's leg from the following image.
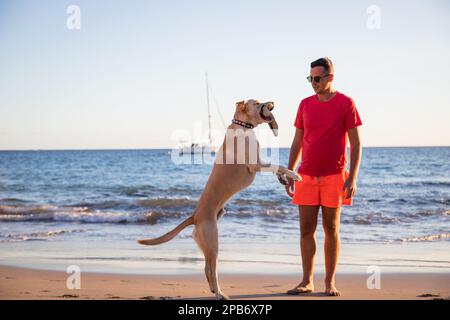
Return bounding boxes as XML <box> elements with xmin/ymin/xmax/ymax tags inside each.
<box><xmin>322</xmin><ymin>205</ymin><xmax>341</xmax><ymax>296</ymax></box>
<box><xmin>287</xmin><ymin>205</ymin><xmax>319</xmax><ymax>294</ymax></box>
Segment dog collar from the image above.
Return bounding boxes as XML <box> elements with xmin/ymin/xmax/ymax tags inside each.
<box><xmin>232</xmin><ymin>119</ymin><xmax>254</xmax><ymax>129</ymax></box>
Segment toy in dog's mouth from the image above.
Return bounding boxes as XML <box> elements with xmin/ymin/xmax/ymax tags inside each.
<box><xmin>260</xmin><ymin>103</ymin><xmax>279</xmax><ymax>136</ymax></box>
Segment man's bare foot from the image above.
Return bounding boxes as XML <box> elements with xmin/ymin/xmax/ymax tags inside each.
<box><xmin>325</xmin><ymin>283</ymin><xmax>340</xmax><ymax>296</ymax></box>
<box><xmin>286</xmin><ymin>281</ymin><xmax>314</xmax><ymax>295</ymax></box>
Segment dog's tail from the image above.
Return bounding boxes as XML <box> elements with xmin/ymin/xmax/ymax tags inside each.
<box><xmin>137</xmin><ymin>215</ymin><xmax>194</xmax><ymax>246</ymax></box>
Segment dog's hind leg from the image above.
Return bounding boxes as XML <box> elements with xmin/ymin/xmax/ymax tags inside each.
<box><xmin>194</xmin><ymin>218</ymin><xmax>229</xmax><ymax>300</ymax></box>
<box><xmin>193</xmin><ymin>208</ymin><xmax>225</xmax><ymax>294</ymax></box>
<box><xmin>193</xmin><ymin>224</ymin><xmax>214</xmax><ymax>294</ymax></box>
<box><xmin>217</xmin><ymin>207</ymin><xmax>226</xmax><ymax>220</ymax></box>
<box><xmin>208</xmin><ymin>250</ymin><xmax>229</xmax><ymax>300</ymax></box>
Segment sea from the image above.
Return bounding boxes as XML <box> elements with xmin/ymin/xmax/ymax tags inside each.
<box><xmin>0</xmin><ymin>147</ymin><xmax>449</xmax><ymax>275</ymax></box>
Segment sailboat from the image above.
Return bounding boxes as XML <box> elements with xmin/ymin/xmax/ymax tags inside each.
<box><xmin>177</xmin><ymin>73</ymin><xmax>218</xmax><ymax>155</ymax></box>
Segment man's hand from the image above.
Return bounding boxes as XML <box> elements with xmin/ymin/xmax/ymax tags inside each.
<box><xmin>276</xmin><ymin>170</ymin><xmax>299</xmax><ymax>198</ymax></box>
<box><xmin>343</xmin><ymin>176</ymin><xmax>357</xmax><ymax>199</ymax></box>
<box><xmin>285</xmin><ymin>178</ymin><xmax>295</xmax><ymax>197</ymax></box>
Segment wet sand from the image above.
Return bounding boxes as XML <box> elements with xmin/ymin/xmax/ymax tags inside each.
<box><xmin>0</xmin><ymin>265</ymin><xmax>449</xmax><ymax>300</ymax></box>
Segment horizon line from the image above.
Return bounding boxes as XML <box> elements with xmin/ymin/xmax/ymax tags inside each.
<box><xmin>0</xmin><ymin>145</ymin><xmax>449</xmax><ymax>152</ymax></box>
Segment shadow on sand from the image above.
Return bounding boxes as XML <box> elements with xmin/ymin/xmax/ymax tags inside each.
<box><xmin>186</xmin><ymin>291</ymin><xmax>329</xmax><ymax>300</ymax></box>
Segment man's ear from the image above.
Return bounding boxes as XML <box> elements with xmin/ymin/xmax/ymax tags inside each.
<box><xmin>236</xmin><ymin>100</ymin><xmax>247</xmax><ymax>112</ymax></box>
<box><xmin>329</xmin><ymin>74</ymin><xmax>334</xmax><ymax>82</ymax></box>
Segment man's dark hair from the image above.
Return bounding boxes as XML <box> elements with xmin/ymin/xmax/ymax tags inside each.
<box><xmin>310</xmin><ymin>57</ymin><xmax>334</xmax><ymax>74</ymax></box>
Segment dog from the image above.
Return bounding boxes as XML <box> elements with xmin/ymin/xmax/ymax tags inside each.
<box><xmin>138</xmin><ymin>99</ymin><xmax>301</xmax><ymax>299</ymax></box>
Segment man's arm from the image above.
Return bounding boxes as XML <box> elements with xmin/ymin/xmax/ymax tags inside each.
<box><xmin>288</xmin><ymin>128</ymin><xmax>304</xmax><ymax>171</ymax></box>
<box><xmin>344</xmin><ymin>127</ymin><xmax>362</xmax><ymax>198</ymax></box>
<box><xmin>282</xmin><ymin>128</ymin><xmax>303</xmax><ymax>196</ymax></box>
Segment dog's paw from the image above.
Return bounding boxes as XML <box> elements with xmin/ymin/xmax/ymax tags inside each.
<box><xmin>276</xmin><ymin>172</ymin><xmax>289</xmax><ymax>185</ymax></box>
<box><xmin>285</xmin><ymin>169</ymin><xmax>302</xmax><ymax>182</ymax></box>
<box><xmin>216</xmin><ymin>292</ymin><xmax>230</xmax><ymax>300</ymax></box>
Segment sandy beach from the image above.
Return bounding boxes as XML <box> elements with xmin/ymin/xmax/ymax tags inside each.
<box><xmin>0</xmin><ymin>265</ymin><xmax>448</xmax><ymax>300</ymax></box>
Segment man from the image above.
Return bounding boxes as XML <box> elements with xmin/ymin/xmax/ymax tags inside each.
<box><xmin>284</xmin><ymin>57</ymin><xmax>362</xmax><ymax>296</ymax></box>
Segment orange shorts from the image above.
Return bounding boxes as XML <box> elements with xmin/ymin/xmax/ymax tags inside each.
<box><xmin>291</xmin><ymin>170</ymin><xmax>352</xmax><ymax>208</ymax></box>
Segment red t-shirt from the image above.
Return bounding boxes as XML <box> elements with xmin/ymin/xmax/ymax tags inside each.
<box><xmin>294</xmin><ymin>91</ymin><xmax>362</xmax><ymax>176</ymax></box>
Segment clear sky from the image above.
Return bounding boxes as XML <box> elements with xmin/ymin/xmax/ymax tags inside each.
<box><xmin>1</xmin><ymin>0</ymin><xmax>449</xmax><ymax>150</ymax></box>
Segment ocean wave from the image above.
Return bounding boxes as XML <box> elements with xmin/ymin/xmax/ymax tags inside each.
<box><xmin>114</xmin><ymin>185</ymin><xmax>200</xmax><ymax>197</ymax></box>
<box><xmin>402</xmin><ymin>209</ymin><xmax>450</xmax><ymax>219</ymax></box>
<box><xmin>138</xmin><ymin>196</ymin><xmax>197</xmax><ymax>208</ymax></box>
<box><xmin>433</xmin><ymin>199</ymin><xmax>450</xmax><ymax>205</ymax></box>
<box><xmin>231</xmin><ymin>198</ymin><xmax>279</xmax><ymax>206</ymax></box>
<box><xmin>343</xmin><ymin>208</ymin><xmax>450</xmax><ymax>225</ymax></box>
<box><xmin>167</xmin><ymin>186</ymin><xmax>202</xmax><ymax>193</ymax></box>
<box><xmin>0</xmin><ymin>204</ymin><xmax>60</xmax><ymax>217</ymax></box>
<box><xmin>219</xmin><ymin>207</ymin><xmax>293</xmax><ymax>220</ymax></box>
<box><xmin>420</xmin><ymin>181</ymin><xmax>450</xmax><ymax>187</ymax></box>
<box><xmin>360</xmin><ymin>181</ymin><xmax>450</xmax><ymax>189</ymax></box>
<box><xmin>0</xmin><ymin>204</ymin><xmax>183</xmax><ymax>224</ymax></box>
<box><xmin>343</xmin><ymin>212</ymin><xmax>400</xmax><ymax>225</ymax></box>
<box><xmin>71</xmin><ymin>200</ymin><xmax>130</xmax><ymax>210</ymax></box>
<box><xmin>0</xmin><ymin>197</ymin><xmax>30</xmax><ymax>203</ymax></box>
<box><xmin>397</xmin><ymin>233</ymin><xmax>450</xmax><ymax>243</ymax></box>
<box><xmin>0</xmin><ymin>201</ymin><xmax>447</xmax><ymax>227</ymax></box>
<box><xmin>264</xmin><ymin>208</ymin><xmax>291</xmax><ymax>219</ymax></box>
<box><xmin>118</xmin><ymin>186</ymin><xmax>156</xmax><ymax>197</ymax></box>
<box><xmin>1</xmin><ymin>228</ymin><xmax>88</xmax><ymax>242</ymax></box>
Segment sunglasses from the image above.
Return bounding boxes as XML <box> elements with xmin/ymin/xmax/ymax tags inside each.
<box><xmin>306</xmin><ymin>74</ymin><xmax>330</xmax><ymax>83</ymax></box>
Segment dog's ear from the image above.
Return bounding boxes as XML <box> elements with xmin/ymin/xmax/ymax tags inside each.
<box><xmin>236</xmin><ymin>100</ymin><xmax>247</xmax><ymax>112</ymax></box>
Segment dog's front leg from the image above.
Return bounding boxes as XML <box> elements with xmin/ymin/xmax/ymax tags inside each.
<box><xmin>247</xmin><ymin>163</ymin><xmax>301</xmax><ymax>180</ymax></box>
<box><xmin>247</xmin><ymin>163</ymin><xmax>301</xmax><ymax>181</ymax></box>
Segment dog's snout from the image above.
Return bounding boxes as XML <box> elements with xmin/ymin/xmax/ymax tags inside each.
<box><xmin>261</xmin><ymin>102</ymin><xmax>274</xmax><ymax>111</ymax></box>
<box><xmin>263</xmin><ymin>102</ymin><xmax>274</xmax><ymax>111</ymax></box>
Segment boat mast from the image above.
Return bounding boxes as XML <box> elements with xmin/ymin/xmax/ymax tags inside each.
<box><xmin>205</xmin><ymin>72</ymin><xmax>212</xmax><ymax>145</ymax></box>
